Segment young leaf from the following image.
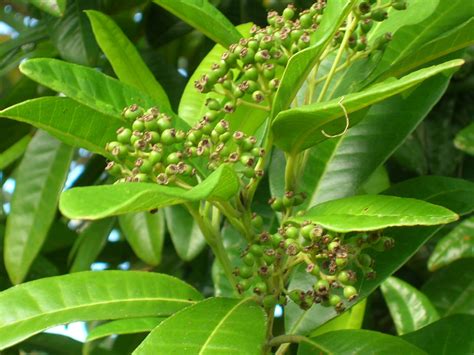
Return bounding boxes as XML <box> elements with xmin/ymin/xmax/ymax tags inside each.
<box><xmin>271</xmin><ymin>0</ymin><xmax>357</xmax><ymax>118</ymax></box>
<box><xmin>285</xmin><ymin>176</ymin><xmax>474</xmax><ymax>335</ymax></box>
<box><xmin>270</xmin><ymin>75</ymin><xmax>450</xmax><ymax>206</ymax></box>
<box><xmin>119</xmin><ymin>211</ymin><xmax>165</xmax><ymax>266</ymax></box>
<box><xmin>381</xmin><ymin>277</ymin><xmax>440</xmax><ymax>335</ymax></box>
<box><xmin>19</xmin><ymin>58</ymin><xmax>157</xmax><ymax>118</ymax></box>
<box><xmin>428</xmin><ymin>217</ymin><xmax>474</xmax><ymax>271</ymax></box>
<box><xmin>4</xmin><ymin>131</ymin><xmax>73</xmax><ymax>284</ymax></box>
<box><xmin>165</xmin><ymin>205</ymin><xmax>206</xmax><ymax>262</ymax></box>
<box><xmin>454</xmin><ymin>122</ymin><xmax>474</xmax><ymax>156</ymax></box>
<box><xmin>289</xmin><ymin>195</ymin><xmax>458</xmax><ymax>233</ymax></box>
<box><xmin>272</xmin><ymin>60</ymin><xmax>463</xmax><ymax>153</ymax></box>
<box><xmin>0</xmin><ymin>97</ymin><xmax>123</xmax><ymax>158</ymax></box>
<box><xmin>151</xmin><ymin>0</ymin><xmax>241</xmax><ymax>47</ymax></box>
<box><xmin>422</xmin><ymin>258</ymin><xmax>474</xmax><ymax>316</ymax></box>
<box><xmin>60</xmin><ymin>164</ymin><xmax>239</xmax><ymax>220</ymax></box>
<box><xmin>133</xmin><ymin>297</ymin><xmax>266</xmax><ymax>354</ymax></box>
<box><xmin>87</xmin><ymin>318</ymin><xmax>164</xmax><ymax>342</ymax></box>
<box><xmin>69</xmin><ymin>218</ymin><xmax>115</xmax><ymax>273</ymax></box>
<box><xmin>86</xmin><ymin>10</ymin><xmax>170</xmax><ymax>109</ymax></box>
<box><xmin>0</xmin><ymin>271</ymin><xmax>202</xmax><ymax>350</ymax></box>
<box><xmin>401</xmin><ymin>314</ymin><xmax>474</xmax><ymax>355</ymax></box>
<box><xmin>298</xmin><ymin>330</ymin><xmax>425</xmax><ymax>355</ymax></box>
<box><xmin>28</xmin><ymin>0</ymin><xmax>66</xmax><ymax>17</ymax></box>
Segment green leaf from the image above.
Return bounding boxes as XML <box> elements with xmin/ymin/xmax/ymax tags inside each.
<box><xmin>428</xmin><ymin>217</ymin><xmax>474</xmax><ymax>271</ymax></box>
<box><xmin>86</xmin><ymin>10</ymin><xmax>170</xmax><ymax>110</ymax></box>
<box><xmin>87</xmin><ymin>317</ymin><xmax>164</xmax><ymax>342</ymax></box>
<box><xmin>119</xmin><ymin>211</ymin><xmax>165</xmax><ymax>266</ymax></box>
<box><xmin>48</xmin><ymin>0</ymin><xmax>100</xmax><ymax>65</ymax></box>
<box><xmin>0</xmin><ymin>271</ymin><xmax>202</xmax><ymax>350</ymax></box>
<box><xmin>133</xmin><ymin>297</ymin><xmax>266</xmax><ymax>354</ymax></box>
<box><xmin>60</xmin><ymin>164</ymin><xmax>239</xmax><ymax>219</ymax></box>
<box><xmin>422</xmin><ymin>258</ymin><xmax>474</xmax><ymax>316</ymax></box>
<box><xmin>289</xmin><ymin>195</ymin><xmax>458</xmax><ymax>233</ymax></box>
<box><xmin>455</xmin><ymin>122</ymin><xmax>474</xmax><ymax>156</ymax></box>
<box><xmin>284</xmin><ymin>177</ymin><xmax>474</xmax><ymax>336</ymax></box>
<box><xmin>19</xmin><ymin>58</ymin><xmax>156</xmax><ymax>118</ymax></box>
<box><xmin>69</xmin><ymin>218</ymin><xmax>115</xmax><ymax>273</ymax></box>
<box><xmin>270</xmin><ymin>75</ymin><xmax>450</xmax><ymax>207</ymax></box>
<box><xmin>4</xmin><ymin>131</ymin><xmax>73</xmax><ymax>284</ymax></box>
<box><xmin>0</xmin><ymin>97</ymin><xmax>123</xmax><ymax>158</ymax></box>
<box><xmin>381</xmin><ymin>277</ymin><xmax>440</xmax><ymax>335</ymax></box>
<box><xmin>298</xmin><ymin>330</ymin><xmax>425</xmax><ymax>355</ymax></box>
<box><xmin>271</xmin><ymin>0</ymin><xmax>357</xmax><ymax>118</ymax></box>
<box><xmin>272</xmin><ymin>60</ymin><xmax>463</xmax><ymax>153</ymax></box>
<box><xmin>0</xmin><ymin>134</ymin><xmax>31</xmax><ymax>170</ymax></box>
<box><xmin>151</xmin><ymin>0</ymin><xmax>241</xmax><ymax>47</ymax></box>
<box><xmin>401</xmin><ymin>314</ymin><xmax>474</xmax><ymax>355</ymax></box>
<box><xmin>165</xmin><ymin>205</ymin><xmax>206</xmax><ymax>262</ymax></box>
<box><xmin>366</xmin><ymin>0</ymin><xmax>474</xmax><ymax>82</ymax></box>
<box><xmin>28</xmin><ymin>0</ymin><xmax>66</xmax><ymax>17</ymax></box>
<box><xmin>21</xmin><ymin>333</ymin><xmax>83</xmax><ymax>355</ymax></box>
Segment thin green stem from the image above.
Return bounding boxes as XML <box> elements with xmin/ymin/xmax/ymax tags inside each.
<box><xmin>317</xmin><ymin>14</ymin><xmax>359</xmax><ymax>102</ymax></box>
<box><xmin>237</xmin><ymin>98</ymin><xmax>271</xmax><ymax>111</ymax></box>
<box><xmin>271</xmin><ymin>335</ymin><xmax>330</xmax><ymax>354</ymax></box>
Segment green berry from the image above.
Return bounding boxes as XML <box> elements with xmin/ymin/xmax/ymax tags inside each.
<box><xmin>157</xmin><ymin>116</ymin><xmax>172</xmax><ymax>131</ymax></box>
<box><xmin>111</xmin><ymin>143</ymin><xmax>128</xmax><ymax>159</ymax></box>
<box><xmin>122</xmin><ymin>104</ymin><xmax>144</xmax><ymax>121</ymax></box>
<box><xmin>343</xmin><ymin>286</ymin><xmax>358</xmax><ymax>301</ymax></box>
<box><xmin>337</xmin><ymin>271</ymin><xmax>350</xmax><ymax>284</ymax></box>
<box><xmin>237</xmin><ymin>280</ymin><xmax>251</xmax><ymax>293</ymax></box>
<box><xmin>166</xmin><ymin>152</ymin><xmax>181</xmax><ymax>164</ymax></box>
<box><xmin>358</xmin><ymin>1</ymin><xmax>371</xmax><ymax>14</ymax></box>
<box><xmin>132</xmin><ymin>119</ymin><xmax>145</xmax><ymax>132</ymax></box>
<box><xmin>314</xmin><ymin>279</ymin><xmax>330</xmax><ymax>293</ymax></box>
<box><xmin>270</xmin><ymin>197</ymin><xmax>284</xmax><ymax>212</ymax></box>
<box><xmin>239</xmin><ymin>265</ymin><xmax>253</xmax><ymax>279</ymax></box>
<box><xmin>392</xmin><ymin>0</ymin><xmax>407</xmax><ymax>10</ymax></box>
<box><xmin>329</xmin><ymin>294</ymin><xmax>341</xmax><ymax>307</ymax></box>
<box><xmin>306</xmin><ymin>263</ymin><xmax>320</xmax><ymax>276</ymax></box>
<box><xmin>253</xmin><ymin>281</ymin><xmax>267</xmax><ymax>295</ymax></box>
<box><xmin>371</xmin><ymin>8</ymin><xmax>388</xmax><ymax>22</ymax></box>
<box><xmin>105</xmin><ymin>161</ymin><xmax>122</xmax><ymax>176</ymax></box>
<box><xmin>300</xmin><ymin>13</ymin><xmax>312</xmax><ymax>29</ymax></box>
<box><xmin>284</xmin><ymin>239</ymin><xmax>300</xmax><ymax>256</ymax></box>
<box><xmin>271</xmin><ymin>233</ymin><xmax>284</xmax><ymax>248</ymax></box>
<box><xmin>116</xmin><ymin>127</ymin><xmax>132</xmax><ymax>144</ymax></box>
<box><xmin>335</xmin><ymin>257</ymin><xmax>348</xmax><ymax>268</ymax></box>
<box><xmin>161</xmin><ymin>129</ymin><xmax>176</xmax><ymax>145</ymax></box>
<box><xmin>243</xmin><ymin>253</ymin><xmax>255</xmax><ymax>266</ymax></box>
<box><xmin>138</xmin><ymin>159</ymin><xmax>153</xmax><ymax>174</ymax></box>
<box><xmin>263</xmin><ymin>295</ymin><xmax>277</xmax><ymax>309</ymax></box>
<box><xmin>358</xmin><ymin>254</ymin><xmax>372</xmax><ymax>268</ymax></box>
<box><xmin>282</xmin><ymin>6</ymin><xmax>295</xmax><ymax>21</ymax></box>
<box><xmin>251</xmin><ymin>214</ymin><xmax>263</xmax><ymax>230</ymax></box>
<box><xmin>288</xmin><ymin>289</ymin><xmax>304</xmax><ymax>304</ymax></box>
<box><xmin>360</xmin><ymin>18</ymin><xmax>373</xmax><ymax>33</ymax></box>
<box><xmin>285</xmin><ymin>226</ymin><xmax>299</xmax><ymax>239</ymax></box>
<box><xmin>250</xmin><ymin>244</ymin><xmax>263</xmax><ymax>257</ymax></box>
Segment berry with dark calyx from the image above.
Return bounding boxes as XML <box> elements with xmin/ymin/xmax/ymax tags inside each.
<box><xmin>161</xmin><ymin>128</ymin><xmax>176</xmax><ymax>145</ymax></box>
<box><xmin>132</xmin><ymin>173</ymin><xmax>149</xmax><ymax>182</ymax></box>
<box><xmin>251</xmin><ymin>213</ymin><xmax>263</xmax><ymax>230</ymax></box>
<box><xmin>252</xmin><ymin>91</ymin><xmax>265</xmax><ymax>103</ymax></box>
<box><xmin>285</xmin><ymin>239</ymin><xmax>300</xmax><ymax>256</ymax></box>
<box><xmin>301</xmin><ymin>224</ymin><xmax>315</xmax><ymax>240</ymax></box>
<box><xmin>240</xmin><ymin>47</ymin><xmax>256</xmax><ymax>65</ymax></box>
<box><xmin>255</xmin><ymin>49</ymin><xmax>271</xmax><ymax>63</ymax></box>
<box><xmin>223</xmin><ymin>102</ymin><xmax>236</xmax><ymax>113</ymax></box>
<box><xmin>358</xmin><ymin>1</ymin><xmax>371</xmax><ymax>14</ymax></box>
<box><xmin>282</xmin><ymin>4</ymin><xmax>295</xmax><ymax>20</ymax></box>
<box><xmin>288</xmin><ymin>289</ymin><xmax>304</xmax><ymax>304</ymax></box>
<box><xmin>283</xmin><ymin>191</ymin><xmax>295</xmax><ymax>208</ymax></box>
<box><xmin>263</xmin><ymin>295</ymin><xmax>278</xmax><ymax>309</ymax></box>
<box><xmin>329</xmin><ymin>294</ymin><xmax>342</xmax><ymax>307</ymax></box>
<box><xmin>156</xmin><ymin>173</ymin><xmax>169</xmax><ymax>185</ymax></box>
<box><xmin>122</xmin><ymin>104</ymin><xmax>144</xmax><ymax>121</ymax></box>
<box><xmin>372</xmin><ymin>236</ymin><xmax>395</xmax><ymax>251</ymax></box>
<box><xmin>166</xmin><ymin>152</ymin><xmax>182</xmax><ymax>165</ymax></box>
<box><xmin>116</xmin><ymin>127</ymin><xmax>132</xmax><ymax>144</ymax></box>
<box><xmin>269</xmin><ymin>78</ymin><xmax>280</xmax><ymax>91</ymax></box>
<box><xmin>343</xmin><ymin>285</ymin><xmax>358</xmax><ymax>301</ymax></box>
<box><xmin>138</xmin><ymin>159</ymin><xmax>153</xmax><ymax>174</ymax></box>
<box><xmin>314</xmin><ymin>279</ymin><xmax>330</xmax><ymax>294</ymax></box>
<box><xmin>356</xmin><ymin>36</ymin><xmax>368</xmax><ymax>51</ymax></box>
<box><xmin>105</xmin><ymin>161</ymin><xmax>122</xmax><ymax>176</ymax></box>
<box><xmin>143</xmin><ymin>115</ymin><xmax>159</xmax><ymax>131</ymax></box>
<box><xmin>263</xmin><ymin>251</ymin><xmax>276</xmax><ymax>265</ymax></box>
<box><xmin>335</xmin><ymin>257</ymin><xmax>348</xmax><ymax>268</ymax></box>
<box><xmin>293</xmin><ymin>192</ymin><xmax>307</xmax><ymax>206</ymax></box>
<box><xmin>132</xmin><ymin>119</ymin><xmax>145</xmax><ymax>132</ymax></box>
<box><xmin>242</xmin><ymin>166</ymin><xmax>256</xmax><ymax>178</ymax></box>
<box><xmin>157</xmin><ymin>115</ymin><xmax>172</xmax><ymax>131</ymax></box>
<box><xmin>263</xmin><ymin>63</ymin><xmax>275</xmax><ymax>79</ymax></box>
<box><xmin>328</xmin><ymin>241</ymin><xmax>340</xmax><ymax>252</ymax></box>
<box><xmin>392</xmin><ymin>0</ymin><xmax>407</xmax><ymax>10</ymax></box>
<box><xmin>373</xmin><ymin>32</ymin><xmax>392</xmax><ymax>50</ymax></box>
<box><xmin>271</xmin><ymin>233</ymin><xmax>284</xmax><ymax>248</ymax></box>
<box><xmin>253</xmin><ymin>281</ymin><xmax>267</xmax><ymax>295</ymax></box>
<box><xmin>360</xmin><ymin>18</ymin><xmax>373</xmax><ymax>33</ymax></box>
<box><xmin>258</xmin><ymin>265</ymin><xmax>270</xmax><ymax>278</ymax></box>
<box><xmin>298</xmin><ymin>32</ymin><xmax>311</xmax><ymax>50</ymax></box>
<box><xmin>371</xmin><ymin>8</ymin><xmax>388</xmax><ymax>22</ymax></box>
<box><xmin>306</xmin><ymin>263</ymin><xmax>320</xmax><ymax>276</ymax></box>
<box><xmin>237</xmin><ymin>280</ymin><xmax>251</xmax><ymax>293</ymax></box>
<box><xmin>337</xmin><ymin>270</ymin><xmax>350</xmax><ymax>284</ymax></box>
<box><xmin>165</xmin><ymin>164</ymin><xmax>179</xmax><ymax>176</ymax></box>
<box><xmin>269</xmin><ymin>197</ymin><xmax>284</xmax><ymax>212</ymax></box>
<box><xmin>111</xmin><ymin>143</ymin><xmax>128</xmax><ymax>159</ymax></box>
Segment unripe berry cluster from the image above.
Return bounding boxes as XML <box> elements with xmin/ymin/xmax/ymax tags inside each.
<box><xmin>105</xmin><ymin>104</ymin><xmax>264</xmax><ymax>185</ymax></box>
<box><xmin>235</xmin><ymin>220</ymin><xmax>395</xmax><ymax>313</ymax></box>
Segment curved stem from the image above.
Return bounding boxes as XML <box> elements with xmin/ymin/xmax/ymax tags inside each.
<box><xmin>270</xmin><ymin>335</ymin><xmax>330</xmax><ymax>354</ymax></box>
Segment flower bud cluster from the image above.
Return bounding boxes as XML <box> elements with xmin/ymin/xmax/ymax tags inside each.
<box><xmin>235</xmin><ymin>220</ymin><xmax>395</xmax><ymax>313</ymax></box>
<box><xmin>105</xmin><ymin>104</ymin><xmax>264</xmax><ymax>185</ymax></box>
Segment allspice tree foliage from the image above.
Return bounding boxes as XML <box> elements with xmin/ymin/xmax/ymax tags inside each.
<box><xmin>0</xmin><ymin>0</ymin><xmax>473</xmax><ymax>354</ymax></box>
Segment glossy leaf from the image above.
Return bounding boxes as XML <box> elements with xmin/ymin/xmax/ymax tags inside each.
<box><xmin>165</xmin><ymin>205</ymin><xmax>206</xmax><ymax>262</ymax></box>
<box><xmin>289</xmin><ymin>195</ymin><xmax>458</xmax><ymax>233</ymax></box>
<box><xmin>28</xmin><ymin>0</ymin><xmax>66</xmax><ymax>17</ymax></box>
<box><xmin>381</xmin><ymin>277</ymin><xmax>439</xmax><ymax>335</ymax></box>
<box><xmin>428</xmin><ymin>217</ymin><xmax>474</xmax><ymax>271</ymax></box>
<box><xmin>270</xmin><ymin>75</ymin><xmax>450</xmax><ymax>206</ymax></box>
<box><xmin>48</xmin><ymin>0</ymin><xmax>100</xmax><ymax>65</ymax></box>
<box><xmin>272</xmin><ymin>60</ymin><xmax>463</xmax><ymax>153</ymax></box>
<box><xmin>119</xmin><ymin>211</ymin><xmax>165</xmax><ymax>266</ymax></box>
<box><xmin>271</xmin><ymin>0</ymin><xmax>356</xmax><ymax>117</ymax></box>
<box><xmin>86</xmin><ymin>10</ymin><xmax>170</xmax><ymax>109</ymax></box>
<box><xmin>133</xmin><ymin>297</ymin><xmax>266</xmax><ymax>354</ymax></box>
<box><xmin>454</xmin><ymin>122</ymin><xmax>474</xmax><ymax>156</ymax></box>
<box><xmin>21</xmin><ymin>333</ymin><xmax>83</xmax><ymax>355</ymax></box>
<box><xmin>422</xmin><ymin>258</ymin><xmax>474</xmax><ymax>316</ymax></box>
<box><xmin>366</xmin><ymin>0</ymin><xmax>473</xmax><ymax>82</ymax></box>
<box><xmin>152</xmin><ymin>0</ymin><xmax>241</xmax><ymax>47</ymax></box>
<box><xmin>69</xmin><ymin>218</ymin><xmax>115</xmax><ymax>273</ymax></box>
<box><xmin>19</xmin><ymin>58</ymin><xmax>156</xmax><ymax>118</ymax></box>
<box><xmin>87</xmin><ymin>317</ymin><xmax>164</xmax><ymax>342</ymax></box>
<box><xmin>402</xmin><ymin>314</ymin><xmax>474</xmax><ymax>355</ymax></box>
<box><xmin>285</xmin><ymin>177</ymin><xmax>474</xmax><ymax>335</ymax></box>
<box><xmin>298</xmin><ymin>330</ymin><xmax>425</xmax><ymax>355</ymax></box>
<box><xmin>4</xmin><ymin>131</ymin><xmax>73</xmax><ymax>284</ymax></box>
<box><xmin>60</xmin><ymin>164</ymin><xmax>239</xmax><ymax>219</ymax></box>
<box><xmin>0</xmin><ymin>271</ymin><xmax>202</xmax><ymax>350</ymax></box>
<box><xmin>0</xmin><ymin>134</ymin><xmax>31</xmax><ymax>170</ymax></box>
<box><xmin>0</xmin><ymin>97</ymin><xmax>123</xmax><ymax>158</ymax></box>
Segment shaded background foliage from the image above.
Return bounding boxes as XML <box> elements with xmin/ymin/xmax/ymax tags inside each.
<box><xmin>0</xmin><ymin>0</ymin><xmax>473</xmax><ymax>353</ymax></box>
